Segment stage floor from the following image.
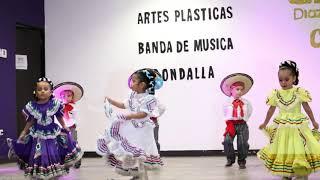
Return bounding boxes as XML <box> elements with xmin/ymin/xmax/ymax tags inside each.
<box><xmin>0</xmin><ymin>156</ymin><xmax>319</xmax><ymax>179</ymax></box>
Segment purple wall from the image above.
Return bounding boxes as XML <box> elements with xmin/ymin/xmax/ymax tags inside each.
<box><xmin>16</xmin><ymin>0</ymin><xmax>45</xmax><ymax>28</ymax></box>
<box><xmin>0</xmin><ymin>0</ymin><xmax>44</xmax><ymax>162</ymax></box>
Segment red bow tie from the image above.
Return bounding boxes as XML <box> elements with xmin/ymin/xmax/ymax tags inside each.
<box><xmin>232</xmin><ymin>99</ymin><xmax>244</xmax><ymax>118</ymax></box>
<box><xmin>63</xmin><ymin>103</ymin><xmax>74</xmax><ymax>120</ymax></box>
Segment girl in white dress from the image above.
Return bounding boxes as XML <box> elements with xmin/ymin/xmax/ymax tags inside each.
<box><xmin>97</xmin><ymin>68</ymin><xmax>164</xmax><ymax>180</ymax></box>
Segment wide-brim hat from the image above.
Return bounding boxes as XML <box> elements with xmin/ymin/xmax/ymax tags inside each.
<box><xmin>220</xmin><ymin>73</ymin><xmax>253</xmax><ymax>97</ymax></box>
<box><xmin>53</xmin><ymin>82</ymin><xmax>84</xmax><ymax>102</ymax></box>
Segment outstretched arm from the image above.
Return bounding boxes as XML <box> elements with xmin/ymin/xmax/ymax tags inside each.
<box><xmin>105</xmin><ymin>97</ymin><xmax>125</xmax><ymax>109</ymax></box>
<box><xmin>259</xmin><ymin>106</ymin><xmax>276</xmax><ymax>129</ymax></box>
<box><xmin>302</xmin><ymin>102</ymin><xmax>319</xmax><ymax>129</ymax></box>
<box><xmin>19</xmin><ymin>112</ymin><xmax>34</xmax><ymax>140</ymax></box>
<box><xmin>125</xmin><ymin>112</ymin><xmax>148</xmax><ymax>120</ymax></box>
<box><xmin>19</xmin><ymin>121</ymin><xmax>34</xmax><ymax>140</ymax></box>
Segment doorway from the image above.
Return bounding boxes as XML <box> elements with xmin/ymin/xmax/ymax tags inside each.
<box><xmin>16</xmin><ymin>24</ymin><xmax>45</xmax><ymax>134</ymax></box>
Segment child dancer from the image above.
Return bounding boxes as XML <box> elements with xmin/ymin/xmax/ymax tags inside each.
<box><xmin>53</xmin><ymin>81</ymin><xmax>84</xmax><ymax>168</ymax></box>
<box><xmin>258</xmin><ymin>60</ymin><xmax>320</xmax><ymax>180</ymax></box>
<box><xmin>131</xmin><ymin>68</ymin><xmax>165</xmax><ymax>154</ymax></box>
<box><xmin>220</xmin><ymin>73</ymin><xmax>254</xmax><ymax>169</ymax></box>
<box><xmin>7</xmin><ymin>77</ymin><xmax>83</xmax><ymax>179</ymax></box>
<box><xmin>97</xmin><ymin>68</ymin><xmax>164</xmax><ymax>180</ymax></box>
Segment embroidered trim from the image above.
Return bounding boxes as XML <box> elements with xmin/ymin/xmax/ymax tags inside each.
<box><xmin>276</xmin><ymin>89</ymin><xmax>297</xmax><ymax>106</ymax></box>
<box><xmin>24</xmin><ymin>99</ymin><xmax>62</xmax><ymax>126</ymax></box>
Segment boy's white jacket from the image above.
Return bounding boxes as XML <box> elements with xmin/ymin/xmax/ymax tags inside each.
<box><xmin>223</xmin><ymin>97</ymin><xmax>252</xmax><ymax>121</ymax></box>
<box><xmin>54</xmin><ymin>102</ymin><xmax>79</xmax><ymax>128</ymax></box>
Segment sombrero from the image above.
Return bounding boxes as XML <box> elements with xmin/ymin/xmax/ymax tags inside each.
<box><xmin>53</xmin><ymin>82</ymin><xmax>84</xmax><ymax>102</ymax></box>
<box><xmin>220</xmin><ymin>73</ymin><xmax>253</xmax><ymax>97</ymax></box>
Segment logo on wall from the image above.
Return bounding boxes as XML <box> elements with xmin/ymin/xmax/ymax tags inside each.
<box><xmin>0</xmin><ymin>48</ymin><xmax>7</xmax><ymax>58</ymax></box>
<box><xmin>290</xmin><ymin>0</ymin><xmax>320</xmax><ymax>48</ymax></box>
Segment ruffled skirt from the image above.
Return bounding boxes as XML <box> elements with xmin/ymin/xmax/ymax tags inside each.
<box><xmin>257</xmin><ymin>120</ymin><xmax>320</xmax><ymax>177</ymax></box>
<box><xmin>7</xmin><ymin>129</ymin><xmax>83</xmax><ymax>179</ymax></box>
<box><xmin>96</xmin><ymin>119</ymin><xmax>163</xmax><ymax>176</ymax></box>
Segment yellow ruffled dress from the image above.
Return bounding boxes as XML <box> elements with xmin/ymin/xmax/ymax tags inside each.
<box><xmin>257</xmin><ymin>87</ymin><xmax>320</xmax><ymax>177</ymax></box>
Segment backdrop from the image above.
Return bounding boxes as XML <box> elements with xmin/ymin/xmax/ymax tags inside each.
<box><xmin>45</xmin><ymin>0</ymin><xmax>320</xmax><ymax>151</ymax></box>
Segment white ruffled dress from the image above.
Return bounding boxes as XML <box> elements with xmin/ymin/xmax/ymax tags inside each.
<box><xmin>97</xmin><ymin>91</ymin><xmax>164</xmax><ymax>176</ymax></box>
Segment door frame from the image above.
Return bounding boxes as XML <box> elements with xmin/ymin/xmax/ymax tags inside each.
<box><xmin>16</xmin><ymin>23</ymin><xmax>45</xmax><ymax>76</ymax></box>
<box><xmin>15</xmin><ymin>23</ymin><xmax>45</xmax><ymax>134</ymax></box>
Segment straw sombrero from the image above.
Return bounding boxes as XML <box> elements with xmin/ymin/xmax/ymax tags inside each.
<box><xmin>53</xmin><ymin>82</ymin><xmax>84</xmax><ymax>102</ymax></box>
<box><xmin>220</xmin><ymin>73</ymin><xmax>253</xmax><ymax>97</ymax></box>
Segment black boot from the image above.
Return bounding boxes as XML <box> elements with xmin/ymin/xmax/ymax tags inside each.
<box><xmin>239</xmin><ymin>162</ymin><xmax>246</xmax><ymax>169</ymax></box>
<box><xmin>225</xmin><ymin>160</ymin><xmax>235</xmax><ymax>167</ymax></box>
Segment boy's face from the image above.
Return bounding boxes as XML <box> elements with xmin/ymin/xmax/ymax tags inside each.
<box><xmin>60</xmin><ymin>90</ymin><xmax>74</xmax><ymax>103</ymax></box>
<box><xmin>230</xmin><ymin>85</ymin><xmax>244</xmax><ymax>99</ymax></box>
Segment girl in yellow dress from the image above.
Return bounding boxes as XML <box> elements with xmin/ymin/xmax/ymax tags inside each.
<box><xmin>258</xmin><ymin>60</ymin><xmax>320</xmax><ymax>180</ymax></box>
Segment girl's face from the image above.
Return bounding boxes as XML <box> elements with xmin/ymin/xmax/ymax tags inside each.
<box><xmin>278</xmin><ymin>69</ymin><xmax>296</xmax><ymax>90</ymax></box>
<box><xmin>230</xmin><ymin>85</ymin><xmax>244</xmax><ymax>99</ymax></box>
<box><xmin>60</xmin><ymin>90</ymin><xmax>74</xmax><ymax>103</ymax></box>
<box><xmin>36</xmin><ymin>81</ymin><xmax>52</xmax><ymax>102</ymax></box>
<box><xmin>130</xmin><ymin>74</ymin><xmax>146</xmax><ymax>93</ymax></box>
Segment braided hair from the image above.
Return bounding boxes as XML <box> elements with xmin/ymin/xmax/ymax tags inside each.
<box><xmin>133</xmin><ymin>68</ymin><xmax>158</xmax><ymax>94</ymax></box>
<box><xmin>279</xmin><ymin>60</ymin><xmax>299</xmax><ymax>85</ymax></box>
<box><xmin>34</xmin><ymin>77</ymin><xmax>54</xmax><ymax>100</ymax></box>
